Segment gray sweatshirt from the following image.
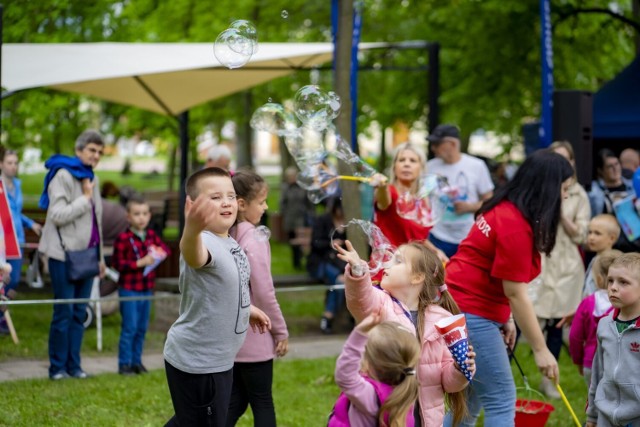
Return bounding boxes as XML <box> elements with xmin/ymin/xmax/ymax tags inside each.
<box><xmin>587</xmin><ymin>309</ymin><xmax>640</xmax><ymax>427</ymax></box>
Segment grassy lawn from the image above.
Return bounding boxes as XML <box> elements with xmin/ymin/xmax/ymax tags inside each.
<box><xmin>7</xmin><ymin>168</ymin><xmax>591</xmax><ymax>426</ymax></box>
<box><xmin>0</xmin><ymin>343</ymin><xmax>589</xmax><ymax>426</ymax></box>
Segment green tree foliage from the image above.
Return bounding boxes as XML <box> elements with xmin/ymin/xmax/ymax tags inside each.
<box><xmin>1</xmin><ymin>0</ymin><xmax>637</xmax><ymax>157</ymax></box>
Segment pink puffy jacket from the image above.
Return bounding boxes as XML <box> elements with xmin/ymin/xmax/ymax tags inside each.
<box><xmin>344</xmin><ymin>266</ymin><xmax>469</xmax><ymax>426</ymax></box>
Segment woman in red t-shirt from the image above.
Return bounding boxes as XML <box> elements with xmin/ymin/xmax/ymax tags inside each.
<box><xmin>370</xmin><ymin>142</ymin><xmax>447</xmax><ymax>262</ymax></box>
<box><xmin>443</xmin><ymin>150</ymin><xmax>574</xmax><ymax>427</ymax></box>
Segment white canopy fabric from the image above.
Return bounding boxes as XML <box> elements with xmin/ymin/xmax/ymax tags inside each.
<box><xmin>2</xmin><ymin>42</ymin><xmax>384</xmax><ymax>116</ymax></box>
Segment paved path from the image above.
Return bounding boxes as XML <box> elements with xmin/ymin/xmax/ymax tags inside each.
<box><xmin>0</xmin><ymin>335</ymin><xmax>347</xmax><ymax>382</ymax></box>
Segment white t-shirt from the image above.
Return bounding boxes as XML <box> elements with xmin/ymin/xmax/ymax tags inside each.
<box><xmin>427</xmin><ymin>153</ymin><xmax>495</xmax><ymax>244</ymax></box>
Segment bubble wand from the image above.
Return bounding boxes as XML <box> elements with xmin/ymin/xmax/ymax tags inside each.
<box><xmin>320</xmin><ymin>175</ymin><xmax>372</xmax><ymax>188</ymax></box>
<box><xmin>555</xmin><ymin>382</ymin><xmax>581</xmax><ymax>427</ymax></box>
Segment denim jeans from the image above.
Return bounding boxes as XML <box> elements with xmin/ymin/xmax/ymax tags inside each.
<box><xmin>48</xmin><ymin>258</ymin><xmax>94</xmax><ymax>377</ymax></box>
<box><xmin>428</xmin><ymin>234</ymin><xmax>459</xmax><ymax>259</ymax></box>
<box><xmin>444</xmin><ymin>313</ymin><xmax>516</xmax><ymax>427</ymax></box>
<box><xmin>6</xmin><ymin>258</ymin><xmax>23</xmax><ymax>293</ymax></box>
<box><xmin>118</xmin><ymin>288</ymin><xmax>151</xmax><ymax>367</ymax></box>
<box><xmin>317</xmin><ymin>262</ymin><xmax>344</xmax><ymax>317</ymax></box>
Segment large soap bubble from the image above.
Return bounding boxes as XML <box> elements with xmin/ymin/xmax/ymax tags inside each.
<box><xmin>229</xmin><ymin>20</ymin><xmax>258</xmax><ymax>54</ymax></box>
<box><xmin>396</xmin><ymin>174</ymin><xmax>448</xmax><ymax>227</ymax></box>
<box><xmin>214</xmin><ymin>28</ymin><xmax>253</xmax><ymax>69</ymax></box>
<box><xmin>250</xmin><ymin>103</ymin><xmax>300</xmax><ymax>137</ymax></box>
<box><xmin>331</xmin><ymin>219</ymin><xmax>397</xmax><ymax>276</ymax></box>
<box><xmin>294</xmin><ymin>85</ymin><xmax>341</xmax><ymax>132</ymax></box>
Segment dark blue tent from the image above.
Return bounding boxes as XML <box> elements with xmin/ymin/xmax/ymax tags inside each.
<box><xmin>593</xmin><ymin>56</ymin><xmax>640</xmax><ymax>140</ymax></box>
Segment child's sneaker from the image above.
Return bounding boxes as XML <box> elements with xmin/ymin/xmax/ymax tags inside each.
<box><xmin>119</xmin><ymin>365</ymin><xmax>135</xmax><ymax>376</ymax></box>
<box><xmin>132</xmin><ymin>364</ymin><xmax>148</xmax><ymax>374</ymax></box>
<box><xmin>320</xmin><ymin>316</ymin><xmax>333</xmax><ymax>334</ymax></box>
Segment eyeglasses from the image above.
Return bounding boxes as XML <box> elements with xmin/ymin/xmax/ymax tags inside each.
<box><xmin>604</xmin><ymin>161</ymin><xmax>620</xmax><ymax>170</ymax></box>
<box><xmin>85</xmin><ymin>147</ymin><xmax>104</xmax><ymax>155</ymax></box>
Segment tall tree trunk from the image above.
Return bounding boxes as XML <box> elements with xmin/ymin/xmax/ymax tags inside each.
<box><xmin>335</xmin><ymin>0</ymin><xmax>367</xmax><ymax>255</ymax></box>
<box><xmin>237</xmin><ymin>91</ymin><xmax>254</xmax><ymax>168</ymax></box>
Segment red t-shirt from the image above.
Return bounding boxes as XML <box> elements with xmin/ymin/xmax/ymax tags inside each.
<box><xmin>373</xmin><ymin>184</ymin><xmax>431</xmax><ymax>248</ymax></box>
<box><xmin>445</xmin><ymin>201</ymin><xmax>541</xmax><ymax>323</ymax></box>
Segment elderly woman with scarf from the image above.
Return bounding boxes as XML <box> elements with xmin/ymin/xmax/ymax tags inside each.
<box><xmin>39</xmin><ymin>130</ymin><xmax>106</xmax><ymax>380</ymax></box>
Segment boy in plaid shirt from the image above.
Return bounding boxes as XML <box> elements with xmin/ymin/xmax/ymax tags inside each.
<box><xmin>111</xmin><ymin>196</ymin><xmax>169</xmax><ymax>375</ymax></box>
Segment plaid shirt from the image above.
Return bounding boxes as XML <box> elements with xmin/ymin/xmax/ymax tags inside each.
<box><xmin>111</xmin><ymin>228</ymin><xmax>170</xmax><ymax>291</ymax></box>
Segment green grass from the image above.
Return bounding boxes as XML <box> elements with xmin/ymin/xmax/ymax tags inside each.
<box><xmin>0</xmin><ymin>343</ymin><xmax>590</xmax><ymax>426</ymax></box>
<box><xmin>0</xmin><ymin>288</ymin><xmax>325</xmax><ymax>362</ymax></box>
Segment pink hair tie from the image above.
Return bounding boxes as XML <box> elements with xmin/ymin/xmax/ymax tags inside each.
<box><xmin>439</xmin><ymin>284</ymin><xmax>448</xmax><ymax>293</ymax></box>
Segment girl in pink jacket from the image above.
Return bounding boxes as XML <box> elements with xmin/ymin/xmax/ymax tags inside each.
<box><xmin>330</xmin><ymin>312</ymin><xmax>420</xmax><ymax>427</ymax></box>
<box><xmin>335</xmin><ymin>241</ymin><xmax>475</xmax><ymax>426</ymax></box>
<box><xmin>569</xmin><ymin>249</ymin><xmax>620</xmax><ymax>385</ymax></box>
<box><xmin>228</xmin><ymin>170</ymin><xmax>289</xmax><ymax>427</ymax></box>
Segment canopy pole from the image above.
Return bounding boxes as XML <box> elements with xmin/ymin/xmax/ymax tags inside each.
<box><xmin>178</xmin><ymin>111</ymin><xmax>189</xmax><ymax>237</ymax></box>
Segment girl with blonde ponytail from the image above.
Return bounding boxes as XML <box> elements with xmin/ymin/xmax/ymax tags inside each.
<box><xmin>335</xmin><ymin>241</ymin><xmax>475</xmax><ymax>426</ymax></box>
<box><xmin>329</xmin><ymin>313</ymin><xmax>420</xmax><ymax>426</ymax></box>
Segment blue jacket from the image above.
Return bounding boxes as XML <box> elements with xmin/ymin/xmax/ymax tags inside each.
<box><xmin>3</xmin><ymin>177</ymin><xmax>35</xmax><ymax>244</ymax></box>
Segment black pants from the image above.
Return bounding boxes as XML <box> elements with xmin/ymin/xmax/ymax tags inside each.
<box><xmin>226</xmin><ymin>360</ymin><xmax>275</xmax><ymax>427</ymax></box>
<box><xmin>288</xmin><ymin>230</ymin><xmax>303</xmax><ymax>268</ymax></box>
<box><xmin>541</xmin><ymin>318</ymin><xmax>564</xmax><ymax>360</ymax></box>
<box><xmin>165</xmin><ymin>360</ymin><xmax>233</xmax><ymax>427</ymax></box>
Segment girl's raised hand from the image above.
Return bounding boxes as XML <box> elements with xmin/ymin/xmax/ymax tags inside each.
<box><xmin>334</xmin><ymin>240</ymin><xmax>362</xmax><ymax>268</ymax></box>
<box><xmin>355</xmin><ymin>309</ymin><xmax>382</xmax><ymax>335</ymax></box>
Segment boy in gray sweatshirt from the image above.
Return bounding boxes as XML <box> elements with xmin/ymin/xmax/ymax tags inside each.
<box><xmin>587</xmin><ymin>253</ymin><xmax>640</xmax><ymax>427</ymax></box>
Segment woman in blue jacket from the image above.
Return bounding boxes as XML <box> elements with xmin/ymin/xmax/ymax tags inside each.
<box><xmin>0</xmin><ymin>149</ymin><xmax>42</xmax><ymax>333</ymax></box>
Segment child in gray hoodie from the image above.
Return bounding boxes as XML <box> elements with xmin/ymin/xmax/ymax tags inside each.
<box><xmin>587</xmin><ymin>253</ymin><xmax>640</xmax><ymax>427</ymax></box>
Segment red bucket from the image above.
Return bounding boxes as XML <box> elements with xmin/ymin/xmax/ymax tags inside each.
<box><xmin>515</xmin><ymin>399</ymin><xmax>555</xmax><ymax>427</ymax></box>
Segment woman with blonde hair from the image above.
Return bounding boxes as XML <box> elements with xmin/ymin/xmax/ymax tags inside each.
<box><xmin>370</xmin><ymin>142</ymin><xmax>447</xmax><ymax>262</ymax></box>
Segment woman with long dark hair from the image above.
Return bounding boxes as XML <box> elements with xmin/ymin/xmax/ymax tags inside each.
<box><xmin>443</xmin><ymin>150</ymin><xmax>574</xmax><ymax>426</ymax></box>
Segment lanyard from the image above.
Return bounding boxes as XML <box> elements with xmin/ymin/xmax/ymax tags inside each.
<box><xmin>128</xmin><ymin>236</ymin><xmax>142</xmax><ymax>260</ymax></box>
<box><xmin>374</xmin><ymin>285</ymin><xmax>413</xmax><ymax>323</ymax></box>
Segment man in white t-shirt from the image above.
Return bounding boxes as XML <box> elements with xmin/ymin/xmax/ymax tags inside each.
<box><xmin>426</xmin><ymin>124</ymin><xmax>495</xmax><ymax>258</ymax></box>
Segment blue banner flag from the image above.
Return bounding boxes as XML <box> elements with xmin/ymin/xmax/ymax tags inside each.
<box><xmin>539</xmin><ymin>0</ymin><xmax>554</xmax><ymax>148</ymax></box>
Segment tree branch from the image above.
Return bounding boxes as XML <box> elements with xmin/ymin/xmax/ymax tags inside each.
<box><xmin>555</xmin><ymin>6</ymin><xmax>640</xmax><ymax>33</ymax></box>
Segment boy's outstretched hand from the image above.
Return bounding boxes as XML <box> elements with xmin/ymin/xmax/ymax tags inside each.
<box><xmin>249</xmin><ymin>305</ymin><xmax>271</xmax><ymax>334</ymax></box>
<box><xmin>184</xmin><ymin>194</ymin><xmax>218</xmax><ymax>234</ymax></box>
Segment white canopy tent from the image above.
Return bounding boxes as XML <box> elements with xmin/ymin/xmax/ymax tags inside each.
<box><xmin>1</xmin><ymin>41</ymin><xmax>391</xmax><ymax>230</ymax></box>
<box><xmin>2</xmin><ymin>42</ymin><xmax>389</xmax><ymax>116</ymax></box>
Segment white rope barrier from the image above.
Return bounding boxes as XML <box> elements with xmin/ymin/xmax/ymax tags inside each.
<box><xmin>0</xmin><ymin>283</ymin><xmax>345</xmax><ymax>306</ymax></box>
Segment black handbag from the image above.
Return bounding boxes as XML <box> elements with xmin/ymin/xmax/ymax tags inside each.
<box><xmin>57</xmin><ymin>228</ymin><xmax>100</xmax><ymax>281</ymax></box>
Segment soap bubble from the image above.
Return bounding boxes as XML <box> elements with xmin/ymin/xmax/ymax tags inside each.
<box><xmin>326</xmin><ymin>91</ymin><xmax>341</xmax><ymax>119</ymax></box>
<box><xmin>294</xmin><ymin>85</ymin><xmax>336</xmax><ymax>132</ymax></box>
<box><xmin>214</xmin><ymin>28</ymin><xmax>253</xmax><ymax>69</ymax></box>
<box><xmin>396</xmin><ymin>174</ymin><xmax>448</xmax><ymax>227</ymax></box>
<box><xmin>254</xmin><ymin>225</ymin><xmax>271</xmax><ymax>242</ymax></box>
<box><xmin>331</xmin><ymin>219</ymin><xmax>396</xmax><ymax>276</ymax></box>
<box><xmin>229</xmin><ymin>20</ymin><xmax>258</xmax><ymax>54</ymax></box>
<box><xmin>250</xmin><ymin>103</ymin><xmax>300</xmax><ymax>137</ymax></box>
<box><xmin>334</xmin><ymin>136</ymin><xmax>377</xmax><ymax>177</ymax></box>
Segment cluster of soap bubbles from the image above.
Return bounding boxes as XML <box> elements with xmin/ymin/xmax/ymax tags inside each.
<box><xmin>253</xmin><ymin>225</ymin><xmax>271</xmax><ymax>242</ymax></box>
<box><xmin>396</xmin><ymin>174</ymin><xmax>449</xmax><ymax>227</ymax></box>
<box><xmin>294</xmin><ymin>136</ymin><xmax>377</xmax><ymax>204</ymax></box>
<box><xmin>214</xmin><ymin>20</ymin><xmax>258</xmax><ymax>69</ymax></box>
<box><xmin>251</xmin><ymin>85</ymin><xmax>341</xmax><ymax>138</ymax></box>
<box><xmin>293</xmin><ymin>85</ymin><xmax>341</xmax><ymax>132</ymax></box>
<box><xmin>331</xmin><ymin>219</ymin><xmax>397</xmax><ymax>276</ymax></box>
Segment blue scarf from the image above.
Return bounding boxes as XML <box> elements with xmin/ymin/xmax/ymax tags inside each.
<box><xmin>39</xmin><ymin>154</ymin><xmax>94</xmax><ymax>210</ymax></box>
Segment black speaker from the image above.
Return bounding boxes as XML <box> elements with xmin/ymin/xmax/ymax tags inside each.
<box><xmin>553</xmin><ymin>90</ymin><xmax>593</xmax><ymax>188</ymax></box>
